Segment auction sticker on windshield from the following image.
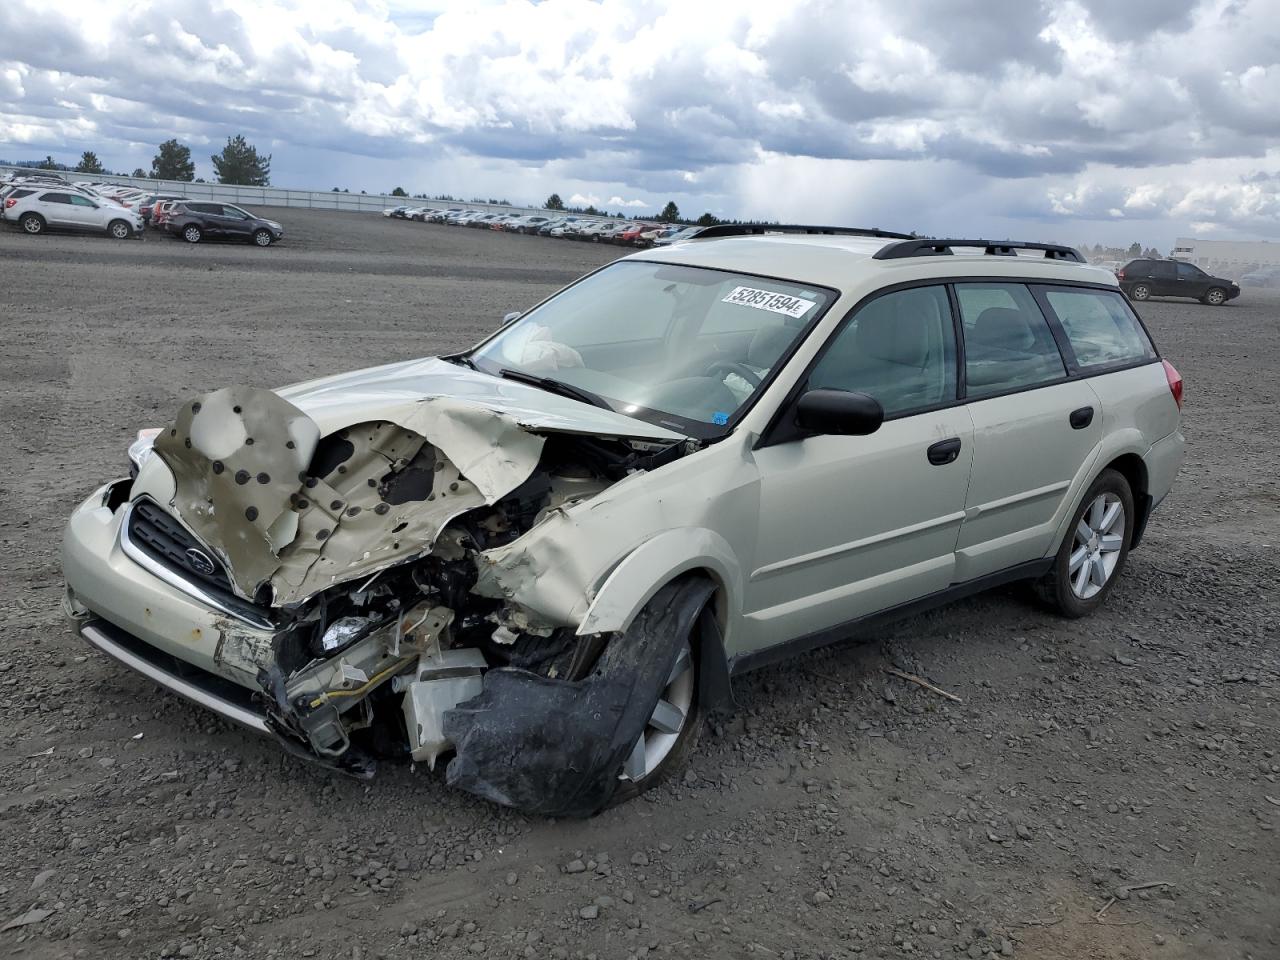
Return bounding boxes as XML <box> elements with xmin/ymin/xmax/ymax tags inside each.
<box><xmin>721</xmin><ymin>286</ymin><xmax>817</xmax><ymax>319</ymax></box>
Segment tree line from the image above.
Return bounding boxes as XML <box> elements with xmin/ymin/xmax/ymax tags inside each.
<box><xmin>8</xmin><ymin>135</ymin><xmax>272</xmax><ymax>186</ymax></box>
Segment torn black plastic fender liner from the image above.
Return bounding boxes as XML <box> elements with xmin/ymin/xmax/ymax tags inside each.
<box><xmin>443</xmin><ymin>577</ymin><xmax>715</xmax><ymax>817</ymax></box>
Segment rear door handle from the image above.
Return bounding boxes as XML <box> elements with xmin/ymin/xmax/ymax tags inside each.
<box><xmin>1069</xmin><ymin>406</ymin><xmax>1095</xmax><ymax>429</ymax></box>
<box><xmin>927</xmin><ymin>438</ymin><xmax>962</xmax><ymax>465</ymax></box>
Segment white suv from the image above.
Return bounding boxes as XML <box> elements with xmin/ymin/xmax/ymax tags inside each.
<box><xmin>4</xmin><ymin>187</ymin><xmax>143</xmax><ymax>238</ymax></box>
<box><xmin>62</xmin><ymin>226</ymin><xmax>1184</xmax><ymax>816</ymax></box>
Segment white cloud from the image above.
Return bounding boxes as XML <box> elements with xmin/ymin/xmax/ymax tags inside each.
<box><xmin>0</xmin><ymin>0</ymin><xmax>1277</xmax><ymax>244</ymax></box>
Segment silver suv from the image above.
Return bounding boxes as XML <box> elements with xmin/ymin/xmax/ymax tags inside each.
<box><xmin>62</xmin><ymin>226</ymin><xmax>1185</xmax><ymax>816</ymax></box>
<box><xmin>4</xmin><ymin>186</ymin><xmax>142</xmax><ymax>238</ymax></box>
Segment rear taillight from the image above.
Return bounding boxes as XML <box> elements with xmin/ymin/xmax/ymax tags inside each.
<box><xmin>4</xmin><ymin>198</ymin><xmax>15</xmax><ymax>208</ymax></box>
<box><xmin>1116</xmin><ymin>269</ymin><xmax>1125</xmax><ymax>280</ymax></box>
<box><xmin>1162</xmin><ymin>359</ymin><xmax>1183</xmax><ymax>409</ymax></box>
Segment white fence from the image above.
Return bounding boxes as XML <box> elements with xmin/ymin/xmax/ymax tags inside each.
<box><xmin>0</xmin><ymin>165</ymin><xmax>553</xmax><ymax>218</ymax></box>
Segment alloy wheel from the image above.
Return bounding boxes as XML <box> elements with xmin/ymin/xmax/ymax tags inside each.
<box><xmin>183</xmin><ymin>226</ymin><xmax>201</xmax><ymax>243</ymax></box>
<box><xmin>1206</xmin><ymin>288</ymin><xmax>1225</xmax><ymax>305</ymax></box>
<box><xmin>620</xmin><ymin>640</ymin><xmax>695</xmax><ymax>782</ymax></box>
<box><xmin>1130</xmin><ymin>284</ymin><xmax>1150</xmax><ymax>300</ymax></box>
<box><xmin>254</xmin><ymin>231</ymin><xmax>271</xmax><ymax>246</ymax></box>
<box><xmin>110</xmin><ymin>222</ymin><xmax>130</xmax><ymax>239</ymax></box>
<box><xmin>1069</xmin><ymin>493</ymin><xmax>1126</xmax><ymax>600</ymax></box>
<box><xmin>22</xmin><ymin>216</ymin><xmax>42</xmax><ymax>234</ymax></box>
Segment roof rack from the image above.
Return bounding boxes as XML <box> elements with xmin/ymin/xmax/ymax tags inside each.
<box><xmin>693</xmin><ymin>223</ymin><xmax>915</xmax><ymax>240</ymax></box>
<box><xmin>872</xmin><ymin>239</ymin><xmax>1086</xmax><ymax>263</ymax></box>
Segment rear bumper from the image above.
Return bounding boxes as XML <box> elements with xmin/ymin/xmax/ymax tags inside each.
<box><xmin>78</xmin><ymin>618</ymin><xmax>269</xmax><ymax>734</ymax></box>
<box><xmin>1132</xmin><ymin>429</ymin><xmax>1185</xmax><ymax>547</ymax></box>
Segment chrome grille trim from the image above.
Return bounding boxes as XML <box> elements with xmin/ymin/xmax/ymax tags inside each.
<box><xmin>118</xmin><ymin>499</ymin><xmax>275</xmax><ymax>630</ymax></box>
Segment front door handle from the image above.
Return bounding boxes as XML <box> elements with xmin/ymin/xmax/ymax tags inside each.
<box><xmin>927</xmin><ymin>437</ymin><xmax>962</xmax><ymax>465</ymax></box>
<box><xmin>1069</xmin><ymin>406</ymin><xmax>1095</xmax><ymax>429</ymax></box>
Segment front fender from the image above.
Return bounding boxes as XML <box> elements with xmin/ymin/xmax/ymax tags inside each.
<box><xmin>576</xmin><ymin>527</ymin><xmax>742</xmax><ymax>640</ymax></box>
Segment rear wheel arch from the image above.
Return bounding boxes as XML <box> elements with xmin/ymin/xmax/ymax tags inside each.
<box><xmin>1103</xmin><ymin>452</ymin><xmax>1152</xmax><ymax>548</ymax></box>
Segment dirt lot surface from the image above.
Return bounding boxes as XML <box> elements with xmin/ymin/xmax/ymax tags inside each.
<box><xmin>1</xmin><ymin>210</ymin><xmax>1276</xmax><ymax>960</ymax></box>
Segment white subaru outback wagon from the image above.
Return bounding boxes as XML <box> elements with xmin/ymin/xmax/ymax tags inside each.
<box><xmin>62</xmin><ymin>226</ymin><xmax>1185</xmax><ymax>816</ymax></box>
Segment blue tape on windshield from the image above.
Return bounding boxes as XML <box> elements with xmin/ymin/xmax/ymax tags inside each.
<box><xmin>711</xmin><ymin>412</ymin><xmax>729</xmax><ymax>425</ymax></box>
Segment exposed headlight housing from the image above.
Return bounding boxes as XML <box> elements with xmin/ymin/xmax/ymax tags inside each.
<box><xmin>127</xmin><ymin>427</ymin><xmax>162</xmax><ymax>475</ymax></box>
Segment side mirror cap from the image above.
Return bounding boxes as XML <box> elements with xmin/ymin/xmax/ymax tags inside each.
<box><xmin>795</xmin><ymin>388</ymin><xmax>884</xmax><ymax>436</ymax></box>
<box><xmin>500</xmin><ymin>311</ymin><xmax>521</xmax><ymax>328</ymax></box>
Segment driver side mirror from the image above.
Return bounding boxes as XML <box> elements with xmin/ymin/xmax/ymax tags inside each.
<box><xmin>795</xmin><ymin>389</ymin><xmax>883</xmax><ymax>436</ymax></box>
<box><xmin>500</xmin><ymin>311</ymin><xmax>521</xmax><ymax>328</ymax></box>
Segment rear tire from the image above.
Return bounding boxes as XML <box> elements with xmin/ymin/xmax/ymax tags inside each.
<box><xmin>252</xmin><ymin>229</ymin><xmax>272</xmax><ymax>247</ymax></box>
<box><xmin>20</xmin><ymin>213</ymin><xmax>44</xmax><ymax>235</ymax></box>
<box><xmin>108</xmin><ymin>219</ymin><xmax>132</xmax><ymax>240</ymax></box>
<box><xmin>1035</xmin><ymin>469</ymin><xmax>1135</xmax><ymax>618</ymax></box>
<box><xmin>182</xmin><ymin>225</ymin><xmax>202</xmax><ymax>243</ymax></box>
<box><xmin>1202</xmin><ymin>287</ymin><xmax>1227</xmax><ymax>306</ymax></box>
<box><xmin>1128</xmin><ymin>283</ymin><xmax>1151</xmax><ymax>301</ymax></box>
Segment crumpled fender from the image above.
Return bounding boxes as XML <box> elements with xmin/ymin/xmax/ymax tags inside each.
<box><xmin>576</xmin><ymin>527</ymin><xmax>741</xmax><ymax>639</ymax></box>
<box><xmin>443</xmin><ymin>577</ymin><xmax>715</xmax><ymax>817</ymax></box>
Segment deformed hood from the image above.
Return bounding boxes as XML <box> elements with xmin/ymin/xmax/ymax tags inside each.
<box><xmin>152</xmin><ymin>386</ymin><xmax>548</xmax><ymax>607</ymax></box>
<box><xmin>277</xmin><ymin>356</ymin><xmax>686</xmax><ymax>443</ymax></box>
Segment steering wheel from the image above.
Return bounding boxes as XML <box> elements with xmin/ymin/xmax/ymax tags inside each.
<box><xmin>703</xmin><ymin>359</ymin><xmax>762</xmax><ymax>388</ymax></box>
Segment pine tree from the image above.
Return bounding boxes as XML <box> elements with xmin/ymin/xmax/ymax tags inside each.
<box><xmin>211</xmin><ymin>135</ymin><xmax>271</xmax><ymax>186</ymax></box>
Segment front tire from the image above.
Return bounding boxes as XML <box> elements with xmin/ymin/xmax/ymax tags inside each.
<box><xmin>20</xmin><ymin>213</ymin><xmax>44</xmax><ymax>235</ymax></box>
<box><xmin>1035</xmin><ymin>469</ymin><xmax>1134</xmax><ymax>618</ymax></box>
<box><xmin>252</xmin><ymin>229</ymin><xmax>272</xmax><ymax>247</ymax></box>
<box><xmin>609</xmin><ymin>616</ymin><xmax>705</xmax><ymax>806</ymax></box>
<box><xmin>108</xmin><ymin>219</ymin><xmax>132</xmax><ymax>240</ymax></box>
<box><xmin>1202</xmin><ymin>287</ymin><xmax>1227</xmax><ymax>306</ymax></box>
<box><xmin>1128</xmin><ymin>283</ymin><xmax>1151</xmax><ymax>301</ymax></box>
<box><xmin>182</xmin><ymin>225</ymin><xmax>202</xmax><ymax>243</ymax></box>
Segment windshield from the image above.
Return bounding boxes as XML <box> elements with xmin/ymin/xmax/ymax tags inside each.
<box><xmin>469</xmin><ymin>260</ymin><xmax>835</xmax><ymax>437</ymax></box>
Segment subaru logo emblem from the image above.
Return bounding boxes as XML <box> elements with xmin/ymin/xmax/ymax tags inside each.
<box><xmin>185</xmin><ymin>548</ymin><xmax>216</xmax><ymax>576</ymax></box>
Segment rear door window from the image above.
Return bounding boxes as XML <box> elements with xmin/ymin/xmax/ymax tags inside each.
<box><xmin>1037</xmin><ymin>287</ymin><xmax>1156</xmax><ymax>371</ymax></box>
<box><xmin>40</xmin><ymin>193</ymin><xmax>72</xmax><ymax>204</ymax></box>
<box><xmin>955</xmin><ymin>283</ymin><xmax>1067</xmax><ymax>398</ymax></box>
<box><xmin>1150</xmin><ymin>261</ymin><xmax>1176</xmax><ymax>279</ymax></box>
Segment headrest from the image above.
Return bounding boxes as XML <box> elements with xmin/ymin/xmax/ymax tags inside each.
<box><xmin>747</xmin><ymin>324</ymin><xmax>794</xmax><ymax>368</ymax></box>
<box><xmin>972</xmin><ymin>307</ymin><xmax>1034</xmax><ymax>350</ymax></box>
<box><xmin>853</xmin><ymin>297</ymin><xmax>932</xmax><ymax>367</ymax></box>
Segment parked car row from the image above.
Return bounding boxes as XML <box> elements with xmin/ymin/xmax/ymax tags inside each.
<box><xmin>383</xmin><ymin>204</ymin><xmax>705</xmax><ymax>247</ymax></box>
<box><xmin>1</xmin><ymin>172</ymin><xmax>145</xmax><ymax>238</ymax></box>
<box><xmin>0</xmin><ymin>172</ymin><xmax>283</xmax><ymax>246</ymax></box>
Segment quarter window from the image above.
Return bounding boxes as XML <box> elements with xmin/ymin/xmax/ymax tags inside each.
<box><xmin>808</xmin><ymin>285</ymin><xmax>957</xmax><ymax>417</ymax></box>
<box><xmin>1041</xmin><ymin>287</ymin><xmax>1156</xmax><ymax>370</ymax></box>
<box><xmin>955</xmin><ymin>283</ymin><xmax>1067</xmax><ymax>398</ymax></box>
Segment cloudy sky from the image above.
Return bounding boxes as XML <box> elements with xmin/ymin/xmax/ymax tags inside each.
<box><xmin>3</xmin><ymin>0</ymin><xmax>1278</xmax><ymax>247</ymax></box>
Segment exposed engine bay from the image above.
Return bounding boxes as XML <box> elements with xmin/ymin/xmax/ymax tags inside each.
<box><xmin>139</xmin><ymin>385</ymin><xmax>704</xmax><ymax>813</ymax></box>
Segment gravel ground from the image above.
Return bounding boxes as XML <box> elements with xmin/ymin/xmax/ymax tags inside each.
<box><xmin>1</xmin><ymin>210</ymin><xmax>1276</xmax><ymax>960</ymax></box>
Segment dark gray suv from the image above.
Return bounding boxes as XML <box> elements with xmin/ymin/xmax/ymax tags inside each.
<box><xmin>1118</xmin><ymin>258</ymin><xmax>1240</xmax><ymax>306</ymax></box>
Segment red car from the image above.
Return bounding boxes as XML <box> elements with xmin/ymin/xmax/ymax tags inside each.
<box><xmin>617</xmin><ymin>222</ymin><xmax>658</xmax><ymax>246</ymax></box>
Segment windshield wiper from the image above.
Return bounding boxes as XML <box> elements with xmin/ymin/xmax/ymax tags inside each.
<box><xmin>496</xmin><ymin>367</ymin><xmax>609</xmax><ymax>409</ymax></box>
<box><xmin>445</xmin><ymin>353</ymin><xmax>478</xmax><ymax>370</ymax></box>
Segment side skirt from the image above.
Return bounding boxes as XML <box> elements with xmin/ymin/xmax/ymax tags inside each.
<box><xmin>728</xmin><ymin>558</ymin><xmax>1054</xmax><ymax>676</ymax></box>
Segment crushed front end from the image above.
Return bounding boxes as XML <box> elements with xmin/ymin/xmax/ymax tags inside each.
<box><xmin>63</xmin><ymin>383</ymin><xmax>695</xmax><ymax>812</ymax></box>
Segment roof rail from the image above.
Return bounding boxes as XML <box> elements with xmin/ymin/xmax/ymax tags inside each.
<box><xmin>872</xmin><ymin>239</ymin><xmax>1086</xmax><ymax>263</ymax></box>
<box><xmin>693</xmin><ymin>223</ymin><xmax>914</xmax><ymax>240</ymax></box>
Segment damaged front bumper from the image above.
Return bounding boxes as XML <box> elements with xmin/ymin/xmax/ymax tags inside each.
<box><xmin>62</xmin><ymin>380</ymin><xmax>707</xmax><ymax>813</ymax></box>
